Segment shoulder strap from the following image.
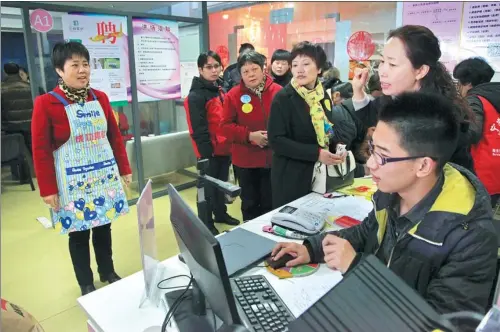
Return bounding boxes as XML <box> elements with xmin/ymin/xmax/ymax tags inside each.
<box><xmin>48</xmin><ymin>91</ymin><xmax>70</xmax><ymax>106</ymax></box>
<box><xmin>89</xmin><ymin>89</ymin><xmax>98</xmax><ymax>101</ymax></box>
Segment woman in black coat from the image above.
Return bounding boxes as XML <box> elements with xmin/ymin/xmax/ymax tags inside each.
<box><xmin>268</xmin><ymin>42</ymin><xmax>357</xmax><ymax>208</ymax></box>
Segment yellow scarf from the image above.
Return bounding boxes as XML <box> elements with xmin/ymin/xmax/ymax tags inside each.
<box><xmin>291</xmin><ymin>78</ymin><xmax>334</xmax><ymax>149</ymax></box>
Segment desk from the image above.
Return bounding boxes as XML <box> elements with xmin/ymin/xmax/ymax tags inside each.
<box><xmin>78</xmin><ymin>192</ymin><xmax>373</xmax><ymax>332</ymax></box>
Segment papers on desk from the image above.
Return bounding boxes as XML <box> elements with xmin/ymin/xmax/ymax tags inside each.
<box><xmin>337</xmin><ymin>177</ymin><xmax>377</xmax><ymax>201</ymax></box>
<box><xmin>254</xmin><ymin>265</ymin><xmax>343</xmax><ymax>318</ymax></box>
<box><xmin>292</xmin><ymin>194</ymin><xmax>373</xmax><ymax>223</ymax></box>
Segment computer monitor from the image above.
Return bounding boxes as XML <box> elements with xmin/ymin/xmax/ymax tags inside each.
<box><xmin>167</xmin><ymin>184</ymin><xmax>241</xmax><ymax>329</ymax></box>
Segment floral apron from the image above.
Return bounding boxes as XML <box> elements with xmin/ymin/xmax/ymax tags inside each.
<box><xmin>49</xmin><ymin>90</ymin><xmax>129</xmax><ymax>235</ymax></box>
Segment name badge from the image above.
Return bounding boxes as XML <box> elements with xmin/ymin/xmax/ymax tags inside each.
<box><xmin>324</xmin><ymin>99</ymin><xmax>332</xmax><ymax>112</ymax></box>
<box><xmin>242</xmin><ymin>103</ymin><xmax>253</xmax><ymax>114</ymax></box>
<box><xmin>240</xmin><ymin>94</ymin><xmax>251</xmax><ymax>104</ymax></box>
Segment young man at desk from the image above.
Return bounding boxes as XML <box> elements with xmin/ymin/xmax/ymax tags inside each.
<box><xmin>272</xmin><ymin>92</ymin><xmax>498</xmax><ymax>315</ymax></box>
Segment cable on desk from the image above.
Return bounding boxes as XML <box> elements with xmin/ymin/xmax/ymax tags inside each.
<box><xmin>158</xmin><ymin>274</ymin><xmax>218</xmax><ymax>331</ymax></box>
<box><xmin>157</xmin><ymin>274</ymin><xmax>191</xmax><ymax>290</ymax></box>
<box><xmin>161</xmin><ymin>274</ymin><xmax>193</xmax><ymax>332</ymax></box>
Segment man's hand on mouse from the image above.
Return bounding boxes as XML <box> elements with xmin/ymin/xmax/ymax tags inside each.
<box><xmin>322</xmin><ymin>234</ymin><xmax>356</xmax><ymax>274</ymax></box>
<box><xmin>271</xmin><ymin>242</ymin><xmax>311</xmax><ymax>267</ymax></box>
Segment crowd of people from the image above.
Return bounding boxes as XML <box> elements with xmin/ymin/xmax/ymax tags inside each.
<box><xmin>184</xmin><ymin>24</ymin><xmax>500</xmax><ymax>319</ymax></box>
<box><xmin>2</xmin><ymin>22</ymin><xmax>500</xmax><ymax>323</ymax></box>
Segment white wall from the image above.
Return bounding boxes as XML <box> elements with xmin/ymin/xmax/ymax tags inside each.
<box><xmin>179</xmin><ymin>24</ymin><xmax>200</xmax><ymax>62</ymax></box>
<box><xmin>350</xmin><ymin>9</ymin><xmax>398</xmax><ymax>35</ymax></box>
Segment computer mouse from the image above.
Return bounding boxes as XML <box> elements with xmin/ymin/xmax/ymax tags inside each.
<box><xmin>266</xmin><ymin>253</ymin><xmax>295</xmax><ymax>269</ymax></box>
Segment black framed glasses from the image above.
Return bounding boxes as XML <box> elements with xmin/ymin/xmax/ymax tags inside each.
<box><xmin>368</xmin><ymin>140</ymin><xmax>431</xmax><ymax>166</ymax></box>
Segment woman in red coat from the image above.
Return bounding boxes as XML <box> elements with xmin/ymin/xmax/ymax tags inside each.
<box><xmin>221</xmin><ymin>51</ymin><xmax>282</xmax><ymax>221</ymax></box>
<box><xmin>31</xmin><ymin>42</ymin><xmax>132</xmax><ymax>296</ymax></box>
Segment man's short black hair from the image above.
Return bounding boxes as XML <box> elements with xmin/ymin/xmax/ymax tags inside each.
<box><xmin>378</xmin><ymin>92</ymin><xmax>459</xmax><ymax>170</ymax></box>
<box><xmin>368</xmin><ymin>72</ymin><xmax>381</xmax><ymax>93</ymax></box>
<box><xmin>239</xmin><ymin>43</ymin><xmax>255</xmax><ymax>54</ymax></box>
<box><xmin>453</xmin><ymin>57</ymin><xmax>495</xmax><ymax>87</ymax></box>
<box><xmin>52</xmin><ymin>42</ymin><xmax>90</xmax><ymax>71</ymax></box>
<box><xmin>290</xmin><ymin>41</ymin><xmax>328</xmax><ymax>76</ymax></box>
<box><xmin>197</xmin><ymin>51</ymin><xmax>222</xmax><ymax>69</ymax></box>
<box><xmin>271</xmin><ymin>49</ymin><xmax>291</xmax><ymax>64</ymax></box>
<box><xmin>237</xmin><ymin>50</ymin><xmax>265</xmax><ymax>73</ymax></box>
<box><xmin>332</xmin><ymin>82</ymin><xmax>353</xmax><ymax>99</ymax></box>
<box><xmin>4</xmin><ymin>62</ymin><xmax>20</xmax><ymax>75</ymax></box>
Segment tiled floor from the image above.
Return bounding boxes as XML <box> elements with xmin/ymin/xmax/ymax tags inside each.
<box><xmin>1</xmin><ymin>173</ymin><xmax>243</xmax><ymax>331</ymax></box>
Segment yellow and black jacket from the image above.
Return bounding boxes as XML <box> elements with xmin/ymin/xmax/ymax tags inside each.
<box><xmin>305</xmin><ymin>164</ymin><xmax>498</xmax><ymax>315</ymax></box>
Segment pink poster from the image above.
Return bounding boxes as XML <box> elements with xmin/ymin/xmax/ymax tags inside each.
<box><xmin>402</xmin><ymin>2</ymin><xmax>463</xmax><ymax>72</ymax></box>
<box><xmin>461</xmin><ymin>2</ymin><xmax>500</xmax><ymax>72</ymax></box>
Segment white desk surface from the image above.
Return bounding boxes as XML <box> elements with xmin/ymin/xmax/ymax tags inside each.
<box><xmin>78</xmin><ymin>193</ymin><xmax>373</xmax><ymax>332</ymax></box>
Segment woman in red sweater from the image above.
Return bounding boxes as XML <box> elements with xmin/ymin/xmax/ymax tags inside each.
<box><xmin>31</xmin><ymin>42</ymin><xmax>132</xmax><ymax>296</ymax></box>
<box><xmin>221</xmin><ymin>51</ymin><xmax>282</xmax><ymax>221</ymax></box>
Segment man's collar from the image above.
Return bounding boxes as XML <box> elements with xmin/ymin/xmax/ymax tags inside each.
<box><xmin>390</xmin><ymin>173</ymin><xmax>444</xmax><ymax>224</ymax></box>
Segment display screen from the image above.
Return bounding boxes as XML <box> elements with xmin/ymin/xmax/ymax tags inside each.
<box><xmin>279</xmin><ymin>206</ymin><xmax>297</xmax><ymax>214</ymax></box>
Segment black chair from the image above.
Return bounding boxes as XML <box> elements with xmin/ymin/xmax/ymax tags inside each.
<box><xmin>1</xmin><ymin>133</ymin><xmax>35</xmax><ymax>191</ymax></box>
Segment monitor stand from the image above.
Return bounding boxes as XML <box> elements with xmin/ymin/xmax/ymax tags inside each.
<box><xmin>164</xmin><ymin>280</ymin><xmax>219</xmax><ymax>332</ymax></box>
<box><xmin>178</xmin><ymin>161</ymin><xmax>214</xmax><ymax>265</ymax></box>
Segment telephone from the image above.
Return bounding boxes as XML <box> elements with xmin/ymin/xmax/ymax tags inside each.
<box><xmin>271</xmin><ymin>206</ymin><xmax>326</xmax><ymax>235</ymax></box>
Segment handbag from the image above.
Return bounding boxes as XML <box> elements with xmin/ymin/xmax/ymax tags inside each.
<box><xmin>311</xmin><ymin>150</ymin><xmax>356</xmax><ymax>194</ymax></box>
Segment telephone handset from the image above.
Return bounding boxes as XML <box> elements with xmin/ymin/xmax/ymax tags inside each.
<box><xmin>271</xmin><ymin>206</ymin><xmax>326</xmax><ymax>235</ymax></box>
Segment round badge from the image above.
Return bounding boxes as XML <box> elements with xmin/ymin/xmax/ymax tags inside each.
<box><xmin>324</xmin><ymin>99</ymin><xmax>332</xmax><ymax>111</ymax></box>
<box><xmin>240</xmin><ymin>94</ymin><xmax>251</xmax><ymax>104</ymax></box>
<box><xmin>242</xmin><ymin>103</ymin><xmax>253</xmax><ymax>114</ymax></box>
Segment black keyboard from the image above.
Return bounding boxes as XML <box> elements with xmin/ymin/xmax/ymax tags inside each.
<box><xmin>231</xmin><ymin>275</ymin><xmax>295</xmax><ymax>332</ymax></box>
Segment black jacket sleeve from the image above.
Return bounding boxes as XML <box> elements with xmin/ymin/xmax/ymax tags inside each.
<box><xmin>352</xmin><ymin>99</ymin><xmax>380</xmax><ymax>129</ymax></box>
<box><xmin>425</xmin><ymin>223</ymin><xmax>497</xmax><ymax>315</ymax></box>
<box><xmin>341</xmin><ymin>101</ymin><xmax>367</xmax><ymax>146</ymax></box>
<box><xmin>222</xmin><ymin>74</ymin><xmax>231</xmax><ymax>94</ymax></box>
<box><xmin>341</xmin><ymin>99</ymin><xmax>379</xmax><ymax>164</ymax></box>
<box><xmin>327</xmin><ymin>105</ymin><xmax>358</xmax><ymax>150</ymax></box>
<box><xmin>466</xmin><ymin>95</ymin><xmax>485</xmax><ymax>145</ymax></box>
<box><xmin>222</xmin><ymin>65</ymin><xmax>239</xmax><ymax>93</ymax></box>
<box><xmin>268</xmin><ymin>95</ymin><xmax>320</xmax><ymax>163</ymax></box>
<box><xmin>303</xmin><ymin>209</ymin><xmax>378</xmax><ymax>263</ymax></box>
<box><xmin>187</xmin><ymin>93</ymin><xmax>213</xmax><ymax>158</ymax></box>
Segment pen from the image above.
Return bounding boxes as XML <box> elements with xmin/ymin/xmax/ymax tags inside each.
<box><xmin>323</xmin><ymin>193</ymin><xmax>351</xmax><ymax>199</ymax></box>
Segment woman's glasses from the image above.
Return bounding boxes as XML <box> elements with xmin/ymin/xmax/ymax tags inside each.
<box><xmin>204</xmin><ymin>64</ymin><xmax>221</xmax><ymax>71</ymax></box>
